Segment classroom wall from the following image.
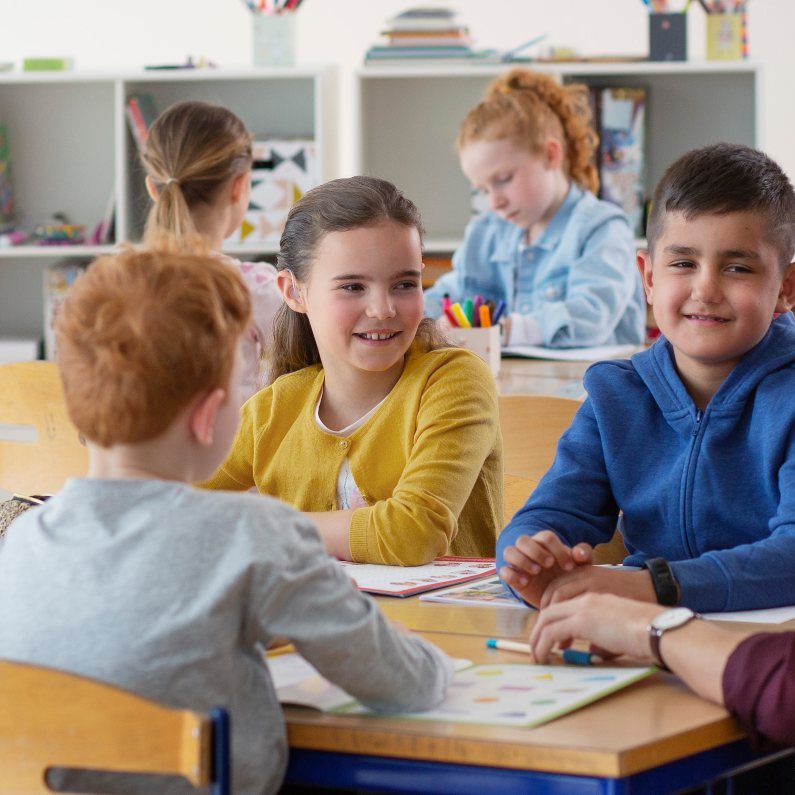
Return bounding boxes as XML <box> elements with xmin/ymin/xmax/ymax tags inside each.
<box><xmin>1</xmin><ymin>0</ymin><xmax>793</xmax><ymax>179</ymax></box>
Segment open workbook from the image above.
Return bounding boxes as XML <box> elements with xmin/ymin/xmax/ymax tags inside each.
<box><xmin>268</xmin><ymin>651</ymin><xmax>655</xmax><ymax>728</ymax></box>
<box><xmin>338</xmin><ymin>557</ymin><xmax>495</xmax><ymax>596</ymax></box>
<box><xmin>418</xmin><ymin>575</ymin><xmax>528</xmax><ymax>609</ymax></box>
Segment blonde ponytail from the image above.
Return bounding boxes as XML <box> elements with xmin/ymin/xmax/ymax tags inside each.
<box><xmin>458</xmin><ymin>68</ymin><xmax>599</xmax><ymax>194</ymax></box>
<box><xmin>141</xmin><ymin>100</ymin><xmax>252</xmax><ymax>246</ymax></box>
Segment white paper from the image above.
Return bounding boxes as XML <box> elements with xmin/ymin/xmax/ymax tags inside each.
<box><xmin>702</xmin><ymin>604</ymin><xmax>795</xmax><ymax>624</ymax></box>
<box><xmin>502</xmin><ymin>344</ymin><xmax>641</xmax><ymax>362</ymax></box>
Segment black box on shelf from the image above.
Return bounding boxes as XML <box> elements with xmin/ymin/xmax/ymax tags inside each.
<box><xmin>649</xmin><ymin>13</ymin><xmax>687</xmax><ymax>61</ymax></box>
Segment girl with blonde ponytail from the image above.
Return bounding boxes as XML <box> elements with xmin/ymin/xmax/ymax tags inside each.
<box><xmin>425</xmin><ymin>68</ymin><xmax>645</xmax><ymax>348</ymax></box>
<box><xmin>141</xmin><ymin>100</ymin><xmax>282</xmax><ymax>400</ymax></box>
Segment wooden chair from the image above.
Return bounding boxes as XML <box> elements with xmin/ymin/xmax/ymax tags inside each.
<box><xmin>0</xmin><ymin>361</ymin><xmax>88</xmax><ymax>496</ymax></box>
<box><xmin>0</xmin><ymin>659</ymin><xmax>230</xmax><ymax>794</ymax></box>
<box><xmin>498</xmin><ymin>394</ymin><xmax>581</xmax><ymax>482</ymax></box>
<box><xmin>498</xmin><ymin>394</ymin><xmax>627</xmax><ymax>564</ymax></box>
<box><xmin>504</xmin><ymin>473</ymin><xmax>536</xmax><ymax>524</ymax></box>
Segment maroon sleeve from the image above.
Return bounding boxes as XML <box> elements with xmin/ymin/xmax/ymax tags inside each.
<box><xmin>722</xmin><ymin>632</ymin><xmax>795</xmax><ymax>748</ymax></box>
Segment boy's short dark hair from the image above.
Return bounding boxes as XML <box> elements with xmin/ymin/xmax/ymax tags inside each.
<box><xmin>646</xmin><ymin>143</ymin><xmax>795</xmax><ymax>269</ymax></box>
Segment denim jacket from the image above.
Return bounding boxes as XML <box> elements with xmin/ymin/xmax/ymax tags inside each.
<box><xmin>424</xmin><ymin>184</ymin><xmax>646</xmax><ymax>347</ymax></box>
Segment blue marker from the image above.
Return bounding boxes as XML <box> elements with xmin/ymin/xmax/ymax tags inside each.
<box><xmin>491</xmin><ymin>300</ymin><xmax>507</xmax><ymax>325</ymax></box>
<box><xmin>559</xmin><ymin>648</ymin><xmax>603</xmax><ymax>666</ymax></box>
<box><xmin>486</xmin><ymin>638</ymin><xmax>603</xmax><ymax>665</ymax></box>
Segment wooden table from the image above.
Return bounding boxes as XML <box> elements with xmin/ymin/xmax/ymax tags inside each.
<box><xmin>283</xmin><ymin>595</ymin><xmax>795</xmax><ymax>794</ymax></box>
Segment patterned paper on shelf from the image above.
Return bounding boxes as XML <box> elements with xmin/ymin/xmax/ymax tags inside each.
<box><xmin>231</xmin><ymin>138</ymin><xmax>317</xmax><ymax>246</ymax></box>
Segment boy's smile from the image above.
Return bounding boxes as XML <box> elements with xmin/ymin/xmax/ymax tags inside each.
<box><xmin>640</xmin><ymin>210</ymin><xmax>795</xmax><ymax>406</ymax></box>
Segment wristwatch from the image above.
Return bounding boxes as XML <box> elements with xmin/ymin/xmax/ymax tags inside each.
<box><xmin>642</xmin><ymin>557</ymin><xmax>680</xmax><ymax>606</ymax></box>
<box><xmin>647</xmin><ymin>607</ymin><xmax>698</xmax><ymax>670</ymax></box>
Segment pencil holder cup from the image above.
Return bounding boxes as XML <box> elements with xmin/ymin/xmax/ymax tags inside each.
<box><xmin>252</xmin><ymin>13</ymin><xmax>296</xmax><ymax>66</ymax></box>
<box><xmin>649</xmin><ymin>13</ymin><xmax>687</xmax><ymax>61</ymax></box>
<box><xmin>706</xmin><ymin>13</ymin><xmax>744</xmax><ymax>60</ymax></box>
<box><xmin>448</xmin><ymin>326</ymin><xmax>501</xmax><ymax>377</ymax></box>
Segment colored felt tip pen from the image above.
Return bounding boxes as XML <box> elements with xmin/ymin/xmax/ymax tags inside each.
<box><xmin>485</xmin><ymin>639</ymin><xmax>603</xmax><ymax>666</ymax></box>
<box><xmin>463</xmin><ymin>298</ymin><xmax>474</xmax><ymax>325</ymax></box>
<box><xmin>479</xmin><ymin>304</ymin><xmax>492</xmax><ymax>327</ymax></box>
<box><xmin>443</xmin><ymin>306</ymin><xmax>460</xmax><ymax>327</ymax></box>
<box><xmin>442</xmin><ymin>294</ymin><xmax>452</xmax><ymax>312</ymax></box>
<box><xmin>472</xmin><ymin>295</ymin><xmax>483</xmax><ymax>326</ymax></box>
<box><xmin>450</xmin><ymin>302</ymin><xmax>472</xmax><ymax>328</ymax></box>
<box><xmin>491</xmin><ymin>300</ymin><xmax>507</xmax><ymax>325</ymax></box>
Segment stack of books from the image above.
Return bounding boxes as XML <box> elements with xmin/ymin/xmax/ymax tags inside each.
<box><xmin>365</xmin><ymin>7</ymin><xmax>480</xmax><ymax>63</ymax></box>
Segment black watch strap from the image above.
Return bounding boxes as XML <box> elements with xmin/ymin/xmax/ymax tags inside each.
<box><xmin>643</xmin><ymin>557</ymin><xmax>680</xmax><ymax>606</ymax></box>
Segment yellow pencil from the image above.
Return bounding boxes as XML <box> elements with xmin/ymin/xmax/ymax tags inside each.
<box><xmin>451</xmin><ymin>302</ymin><xmax>472</xmax><ymax>328</ymax></box>
<box><xmin>265</xmin><ymin>642</ymin><xmax>296</xmax><ymax>658</ymax></box>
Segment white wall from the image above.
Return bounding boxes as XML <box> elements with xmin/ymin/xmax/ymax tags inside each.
<box><xmin>1</xmin><ymin>0</ymin><xmax>793</xmax><ymax>177</ymax></box>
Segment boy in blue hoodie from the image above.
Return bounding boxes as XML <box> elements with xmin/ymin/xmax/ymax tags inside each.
<box><xmin>497</xmin><ymin>143</ymin><xmax>795</xmax><ymax>614</ymax></box>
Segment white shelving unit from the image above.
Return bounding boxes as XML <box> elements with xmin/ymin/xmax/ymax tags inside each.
<box><xmin>354</xmin><ymin>61</ymin><xmax>760</xmax><ymax>253</ymax></box>
<box><xmin>0</xmin><ymin>66</ymin><xmax>336</xmax><ymax>339</ymax></box>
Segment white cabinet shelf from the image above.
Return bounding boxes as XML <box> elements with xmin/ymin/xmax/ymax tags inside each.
<box><xmin>355</xmin><ymin>61</ymin><xmax>760</xmax><ymax>253</ymax></box>
<box><xmin>0</xmin><ymin>66</ymin><xmax>335</xmax><ymax>337</ymax></box>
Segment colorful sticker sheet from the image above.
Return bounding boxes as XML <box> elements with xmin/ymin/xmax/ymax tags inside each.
<box><xmin>269</xmin><ymin>652</ymin><xmax>655</xmax><ymax>728</ymax></box>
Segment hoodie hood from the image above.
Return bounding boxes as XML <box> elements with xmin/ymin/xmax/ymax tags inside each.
<box><xmin>629</xmin><ymin>313</ymin><xmax>795</xmax><ymax>433</ymax></box>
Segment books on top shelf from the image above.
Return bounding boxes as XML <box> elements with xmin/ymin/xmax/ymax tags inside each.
<box><xmin>366</xmin><ymin>6</ymin><xmax>487</xmax><ymax>63</ymax></box>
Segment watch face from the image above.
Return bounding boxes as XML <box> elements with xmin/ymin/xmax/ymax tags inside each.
<box><xmin>651</xmin><ymin>607</ymin><xmax>695</xmax><ymax>631</ymax></box>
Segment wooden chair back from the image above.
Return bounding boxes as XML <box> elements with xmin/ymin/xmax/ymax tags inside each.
<box><xmin>498</xmin><ymin>394</ymin><xmax>627</xmax><ymax>564</ymax></box>
<box><xmin>498</xmin><ymin>394</ymin><xmax>581</xmax><ymax>481</ymax></box>
<box><xmin>0</xmin><ymin>659</ymin><xmax>230</xmax><ymax>794</ymax></box>
<box><xmin>0</xmin><ymin>362</ymin><xmax>88</xmax><ymax>496</ymax></box>
<box><xmin>503</xmin><ymin>473</ymin><xmax>535</xmax><ymax>524</ymax></box>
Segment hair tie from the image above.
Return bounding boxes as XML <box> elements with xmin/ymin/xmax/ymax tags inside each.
<box><xmin>165</xmin><ymin>177</ymin><xmax>180</xmax><ymax>186</ymax></box>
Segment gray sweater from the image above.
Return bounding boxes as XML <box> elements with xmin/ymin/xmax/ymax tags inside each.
<box><xmin>0</xmin><ymin>479</ymin><xmax>451</xmax><ymax>794</ymax></box>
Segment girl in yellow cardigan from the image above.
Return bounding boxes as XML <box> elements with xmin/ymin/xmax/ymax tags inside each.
<box><xmin>203</xmin><ymin>176</ymin><xmax>503</xmax><ymax>565</ymax></box>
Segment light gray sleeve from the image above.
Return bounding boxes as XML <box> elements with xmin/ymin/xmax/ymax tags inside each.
<box><xmin>245</xmin><ymin>507</ymin><xmax>452</xmax><ymax>712</ymax></box>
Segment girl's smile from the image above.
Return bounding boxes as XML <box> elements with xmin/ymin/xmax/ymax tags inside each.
<box><xmin>292</xmin><ymin>220</ymin><xmax>425</xmax><ymax>394</ymax></box>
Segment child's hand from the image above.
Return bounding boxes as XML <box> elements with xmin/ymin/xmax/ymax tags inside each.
<box><xmin>538</xmin><ymin>565</ymin><xmax>658</xmax><ymax>610</ymax></box>
<box><xmin>499</xmin><ymin>530</ymin><xmax>593</xmax><ymax>608</ymax></box>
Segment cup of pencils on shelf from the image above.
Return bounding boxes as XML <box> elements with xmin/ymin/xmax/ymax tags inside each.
<box><xmin>242</xmin><ymin>0</ymin><xmax>304</xmax><ymax>66</ymax></box>
<box><xmin>702</xmin><ymin>1</ymin><xmax>748</xmax><ymax>60</ymax></box>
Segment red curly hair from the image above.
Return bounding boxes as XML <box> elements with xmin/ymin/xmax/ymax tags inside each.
<box><xmin>56</xmin><ymin>246</ymin><xmax>251</xmax><ymax>447</ymax></box>
<box><xmin>457</xmin><ymin>68</ymin><xmax>600</xmax><ymax>194</ymax></box>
